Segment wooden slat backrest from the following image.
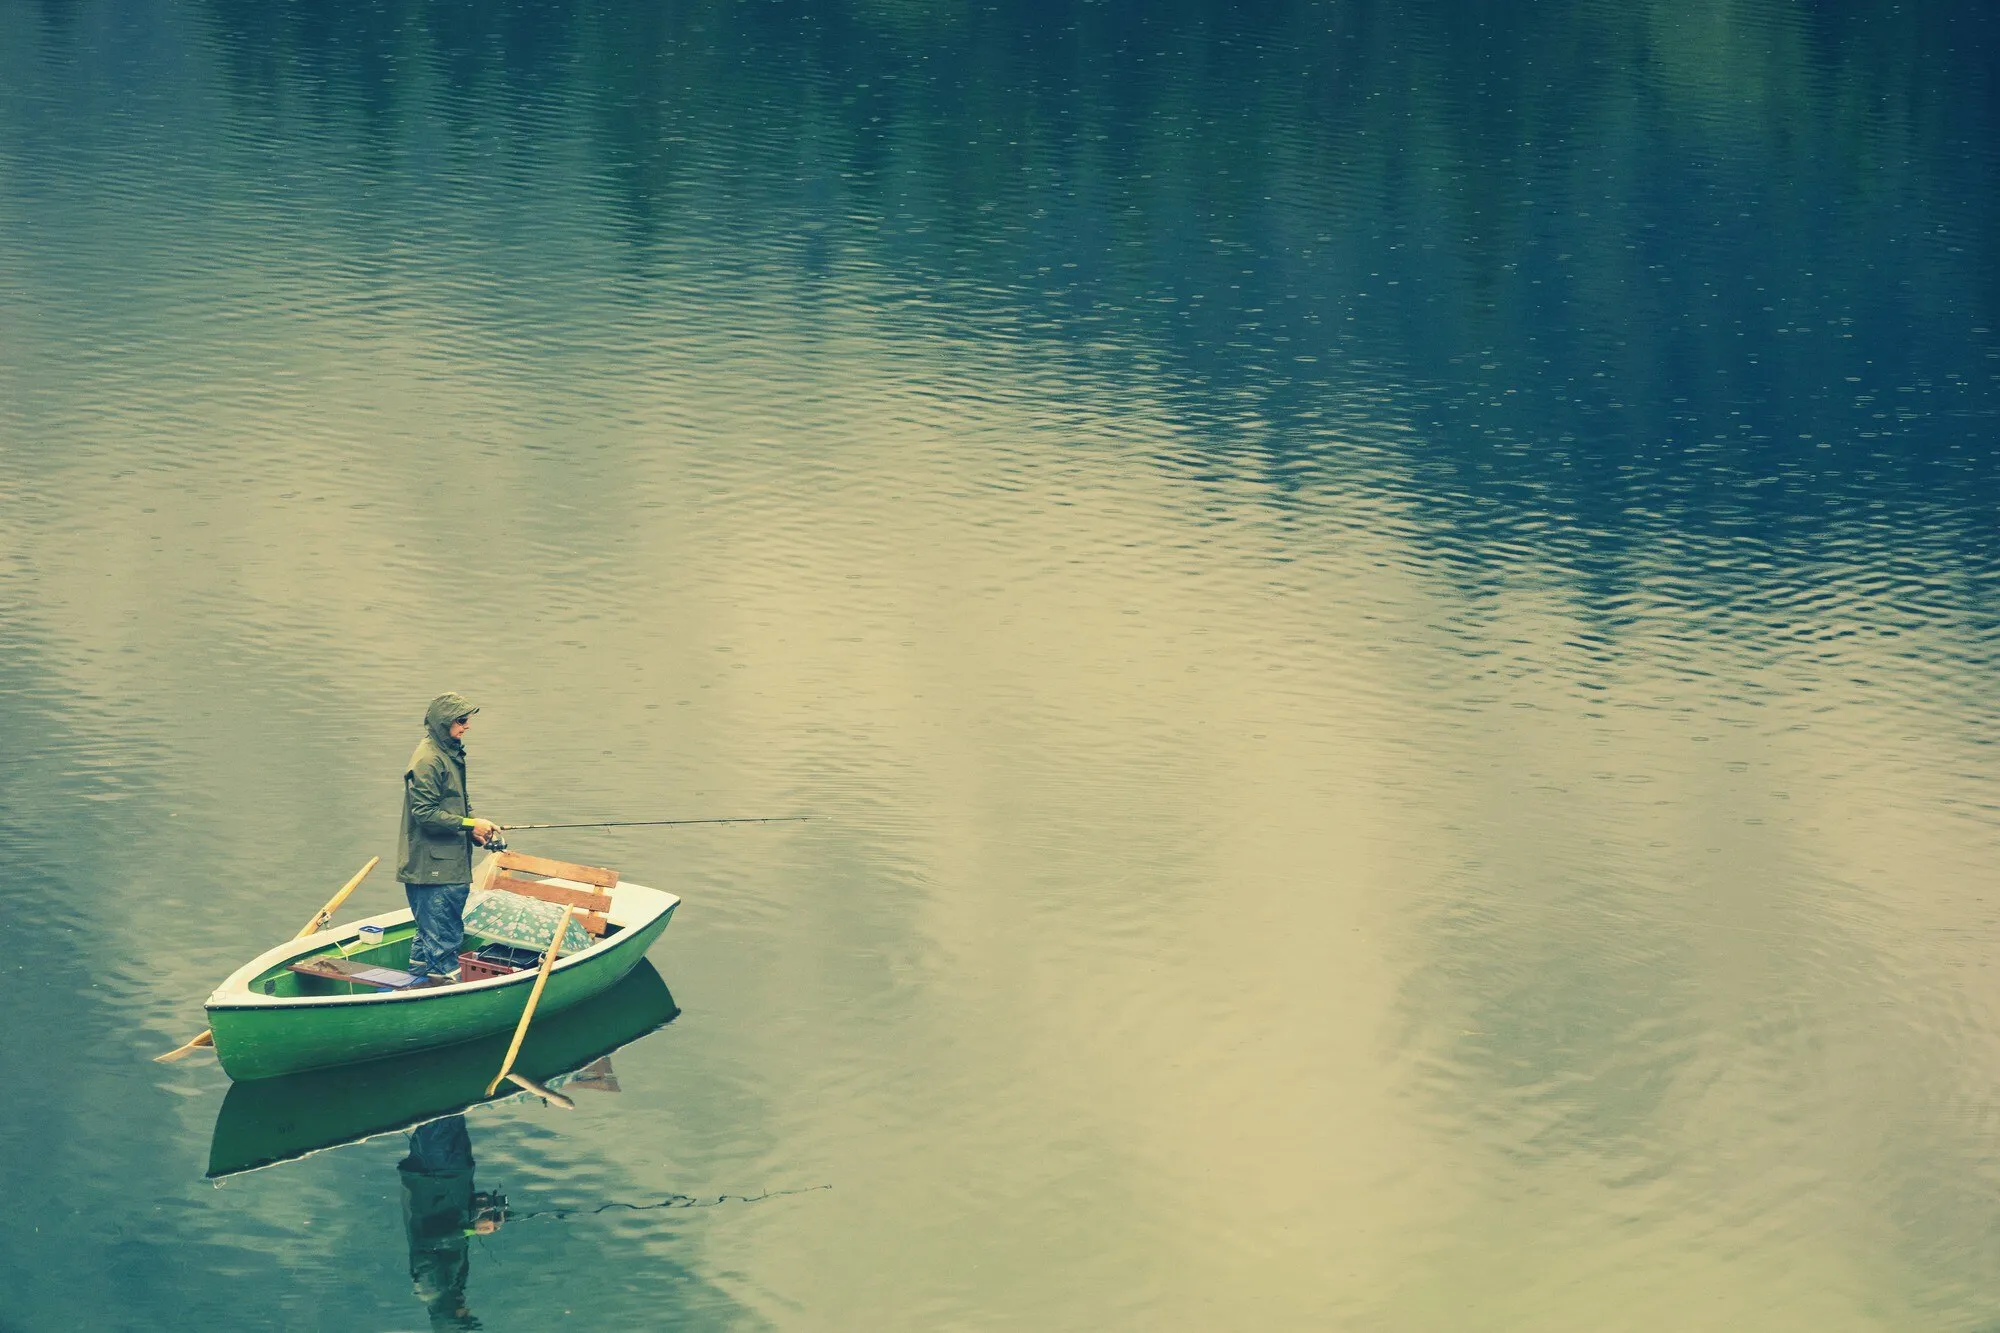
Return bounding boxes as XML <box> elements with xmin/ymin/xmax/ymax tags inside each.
<box><xmin>489</xmin><ymin>874</ymin><xmax>613</xmax><ymax>915</ymax></box>
<box><xmin>487</xmin><ymin>875</ymin><xmax>613</xmax><ymax>936</ymax></box>
<box><xmin>495</xmin><ymin>851</ymin><xmax>619</xmax><ymax>888</ymax></box>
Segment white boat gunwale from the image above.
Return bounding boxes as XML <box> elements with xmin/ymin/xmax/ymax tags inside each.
<box><xmin>205</xmin><ymin>879</ymin><xmax>678</xmax><ymax>1010</ymax></box>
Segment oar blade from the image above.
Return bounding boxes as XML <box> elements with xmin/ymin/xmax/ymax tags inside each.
<box><xmin>505</xmin><ymin>1071</ymin><xmax>577</xmax><ymax>1109</ymax></box>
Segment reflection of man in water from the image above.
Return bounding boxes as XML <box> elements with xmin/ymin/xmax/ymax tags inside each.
<box><xmin>399</xmin><ymin>1115</ymin><xmax>504</xmax><ymax>1331</ymax></box>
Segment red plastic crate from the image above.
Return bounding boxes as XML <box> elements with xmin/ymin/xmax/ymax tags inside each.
<box><xmin>459</xmin><ymin>950</ymin><xmax>532</xmax><ymax>981</ymax></box>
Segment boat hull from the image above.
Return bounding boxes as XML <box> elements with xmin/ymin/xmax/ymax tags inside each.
<box><xmin>207</xmin><ymin>960</ymin><xmax>679</xmax><ymax>1177</ymax></box>
<box><xmin>206</xmin><ymin>884</ymin><xmax>676</xmax><ymax>1080</ymax></box>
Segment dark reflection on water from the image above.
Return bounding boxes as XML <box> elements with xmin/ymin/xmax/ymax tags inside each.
<box><xmin>400</xmin><ymin>1115</ymin><xmax>500</xmax><ymax>1333</ymax></box>
<box><xmin>3</xmin><ymin>0</ymin><xmax>2000</xmax><ymax>1328</ymax></box>
<box><xmin>152</xmin><ymin>0</ymin><xmax>2000</xmax><ymax>583</ymax></box>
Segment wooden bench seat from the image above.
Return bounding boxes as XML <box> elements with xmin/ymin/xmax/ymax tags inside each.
<box><xmin>289</xmin><ymin>956</ymin><xmax>426</xmax><ymax>991</ymax></box>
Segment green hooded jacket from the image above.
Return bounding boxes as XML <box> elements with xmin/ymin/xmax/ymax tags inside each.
<box><xmin>397</xmin><ymin>693</ymin><xmax>480</xmax><ymax>885</ymax></box>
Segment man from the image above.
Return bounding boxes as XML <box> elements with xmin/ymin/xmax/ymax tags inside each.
<box><xmin>398</xmin><ymin>692</ymin><xmax>501</xmax><ymax>983</ymax></box>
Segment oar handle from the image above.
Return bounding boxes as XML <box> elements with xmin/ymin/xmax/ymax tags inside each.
<box><xmin>295</xmin><ymin>856</ymin><xmax>381</xmax><ymax>939</ymax></box>
<box><xmin>154</xmin><ymin>1030</ymin><xmax>214</xmax><ymax>1063</ymax></box>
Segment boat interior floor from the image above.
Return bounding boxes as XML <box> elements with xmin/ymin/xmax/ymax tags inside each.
<box><xmin>260</xmin><ymin>920</ymin><xmax>624</xmax><ymax>999</ymax></box>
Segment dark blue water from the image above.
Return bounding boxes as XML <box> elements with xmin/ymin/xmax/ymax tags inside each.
<box><xmin>3</xmin><ymin>1</ymin><xmax>1999</xmax><ymax>1328</ymax></box>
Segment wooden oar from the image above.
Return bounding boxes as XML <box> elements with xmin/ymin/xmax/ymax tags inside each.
<box><xmin>155</xmin><ymin>856</ymin><xmax>382</xmax><ymax>1063</ymax></box>
<box><xmin>289</xmin><ymin>856</ymin><xmax>382</xmax><ymax>939</ymax></box>
<box><xmin>502</xmin><ymin>1071</ymin><xmax>576</xmax><ymax>1110</ymax></box>
<box><xmin>485</xmin><ymin>905</ymin><xmax>575</xmax><ymax>1097</ymax></box>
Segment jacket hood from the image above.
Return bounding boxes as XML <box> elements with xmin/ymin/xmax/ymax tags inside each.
<box><xmin>424</xmin><ymin>693</ymin><xmax>479</xmax><ymax>750</ymax></box>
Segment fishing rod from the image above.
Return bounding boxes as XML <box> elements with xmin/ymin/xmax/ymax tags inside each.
<box><xmin>486</xmin><ymin>816</ymin><xmax>808</xmax><ymax>852</ymax></box>
<box><xmin>497</xmin><ymin>816</ymin><xmax>811</xmax><ymax>831</ymax></box>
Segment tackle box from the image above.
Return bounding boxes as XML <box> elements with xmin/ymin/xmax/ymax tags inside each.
<box><xmin>458</xmin><ymin>941</ymin><xmax>548</xmax><ymax>981</ymax></box>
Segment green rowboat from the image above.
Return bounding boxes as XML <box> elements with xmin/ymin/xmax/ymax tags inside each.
<box><xmin>207</xmin><ymin>959</ymin><xmax>679</xmax><ymax>1177</ymax></box>
<box><xmin>205</xmin><ymin>858</ymin><xmax>678</xmax><ymax>1081</ymax></box>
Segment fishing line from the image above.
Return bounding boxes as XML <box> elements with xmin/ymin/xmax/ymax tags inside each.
<box><xmin>1423</xmin><ymin>886</ymin><xmax>1933</xmax><ymax>945</ymax></box>
<box><xmin>511</xmin><ymin>1183</ymin><xmax>832</xmax><ymax>1224</ymax></box>
<box><xmin>499</xmin><ymin>816</ymin><xmax>811</xmax><ymax>831</ymax></box>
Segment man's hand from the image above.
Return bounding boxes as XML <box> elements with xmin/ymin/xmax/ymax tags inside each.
<box><xmin>470</xmin><ymin>818</ymin><xmax>501</xmax><ymax>845</ymax></box>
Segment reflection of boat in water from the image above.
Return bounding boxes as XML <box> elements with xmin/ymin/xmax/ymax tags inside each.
<box><xmin>207</xmin><ymin>960</ymin><xmax>678</xmax><ymax>1179</ymax></box>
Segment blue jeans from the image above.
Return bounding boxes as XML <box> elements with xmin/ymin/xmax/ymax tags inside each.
<box><xmin>405</xmin><ymin>882</ymin><xmax>470</xmax><ymax>976</ymax></box>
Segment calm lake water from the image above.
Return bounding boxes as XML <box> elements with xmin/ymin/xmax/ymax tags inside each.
<box><xmin>3</xmin><ymin>0</ymin><xmax>1999</xmax><ymax>1328</ymax></box>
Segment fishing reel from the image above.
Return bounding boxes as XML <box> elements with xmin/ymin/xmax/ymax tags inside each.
<box><xmin>480</xmin><ymin>832</ymin><xmax>509</xmax><ymax>853</ymax></box>
<box><xmin>465</xmin><ymin>1190</ymin><xmax>508</xmax><ymax>1236</ymax></box>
